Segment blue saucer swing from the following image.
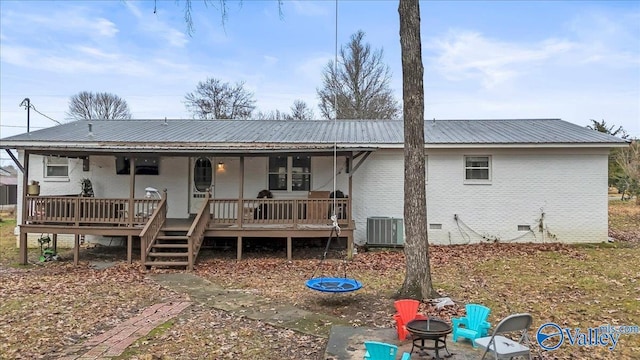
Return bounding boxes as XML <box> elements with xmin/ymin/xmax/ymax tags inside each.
<box><xmin>305</xmin><ymin>217</ymin><xmax>362</xmax><ymax>293</ymax></box>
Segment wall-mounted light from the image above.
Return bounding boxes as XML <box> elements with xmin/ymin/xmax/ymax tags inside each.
<box><xmin>217</xmin><ymin>161</ymin><xmax>225</xmax><ymax>171</ymax></box>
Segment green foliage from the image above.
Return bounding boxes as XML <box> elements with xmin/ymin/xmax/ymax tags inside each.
<box><xmin>587</xmin><ymin>119</ymin><xmax>631</xmax><ymax>188</ymax></box>
<box><xmin>587</xmin><ymin>119</ymin><xmax>629</xmax><ymax>139</ymax></box>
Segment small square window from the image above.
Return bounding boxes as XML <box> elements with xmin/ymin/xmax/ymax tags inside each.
<box><xmin>464</xmin><ymin>156</ymin><xmax>491</xmax><ymax>181</ymax></box>
<box><xmin>429</xmin><ymin>223</ymin><xmax>442</xmax><ymax>230</ymax></box>
<box><xmin>45</xmin><ymin>156</ymin><xmax>69</xmax><ymax>177</ymax></box>
<box><xmin>518</xmin><ymin>225</ymin><xmax>531</xmax><ymax>231</ymax></box>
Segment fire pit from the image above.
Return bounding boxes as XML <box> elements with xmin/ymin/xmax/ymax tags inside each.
<box><xmin>406</xmin><ymin>318</ymin><xmax>452</xmax><ymax>359</ymax></box>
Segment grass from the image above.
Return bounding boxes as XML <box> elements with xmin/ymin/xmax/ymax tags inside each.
<box><xmin>1</xmin><ymin>203</ymin><xmax>639</xmax><ymax>359</ymax></box>
<box><xmin>0</xmin><ymin>218</ymin><xmax>19</xmax><ymax>266</ymax></box>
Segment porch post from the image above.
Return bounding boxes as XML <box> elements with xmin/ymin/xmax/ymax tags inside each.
<box><xmin>347</xmin><ymin>153</ymin><xmax>354</xmax><ymax>258</ymax></box>
<box><xmin>52</xmin><ymin>233</ymin><xmax>58</xmax><ymax>253</ymax></box>
<box><xmin>237</xmin><ymin>236</ymin><xmax>243</xmax><ymax>261</ymax></box>
<box><xmin>287</xmin><ymin>236</ymin><xmax>292</xmax><ymax>260</ymax></box>
<box><xmin>239</xmin><ymin>156</ymin><xmax>244</xmax><ymax>228</ymax></box>
<box><xmin>19</xmin><ymin>151</ymin><xmax>30</xmax><ymax>265</ymax></box>
<box><xmin>128</xmin><ymin>157</ymin><xmax>135</xmax><ymax>225</ymax></box>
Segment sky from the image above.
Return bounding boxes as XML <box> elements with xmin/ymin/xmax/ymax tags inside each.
<box><xmin>1</xmin><ymin>0</ymin><xmax>639</xmax><ymax>165</ymax></box>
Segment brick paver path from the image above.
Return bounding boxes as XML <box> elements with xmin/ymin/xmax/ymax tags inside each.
<box><xmin>59</xmin><ymin>301</ymin><xmax>191</xmax><ymax>360</ymax></box>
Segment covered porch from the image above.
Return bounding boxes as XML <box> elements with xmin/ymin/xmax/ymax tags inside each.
<box><xmin>9</xmin><ymin>144</ymin><xmax>371</xmax><ymax>269</ymax></box>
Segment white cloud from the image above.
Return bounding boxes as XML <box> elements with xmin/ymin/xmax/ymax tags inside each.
<box><xmin>3</xmin><ymin>9</ymin><xmax>119</xmax><ymax>39</ymax></box>
<box><xmin>290</xmin><ymin>1</ymin><xmax>329</xmax><ymax>17</ymax></box>
<box><xmin>124</xmin><ymin>2</ymin><xmax>189</xmax><ymax>48</ymax></box>
<box><xmin>295</xmin><ymin>54</ymin><xmax>332</xmax><ymax>83</ymax></box>
<box><xmin>427</xmin><ymin>30</ymin><xmax>575</xmax><ymax>89</ymax></box>
<box><xmin>74</xmin><ymin>46</ymin><xmax>120</xmax><ymax>61</ymax></box>
<box><xmin>263</xmin><ymin>55</ymin><xmax>279</xmax><ymax>66</ymax></box>
<box><xmin>93</xmin><ymin>18</ymin><xmax>119</xmax><ymax>37</ymax></box>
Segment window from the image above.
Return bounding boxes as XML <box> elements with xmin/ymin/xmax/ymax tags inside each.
<box><xmin>464</xmin><ymin>156</ymin><xmax>491</xmax><ymax>181</ymax></box>
<box><xmin>116</xmin><ymin>156</ymin><xmax>159</xmax><ymax>175</ymax></box>
<box><xmin>45</xmin><ymin>156</ymin><xmax>69</xmax><ymax>177</ymax></box>
<box><xmin>268</xmin><ymin>155</ymin><xmax>311</xmax><ymax>191</ymax></box>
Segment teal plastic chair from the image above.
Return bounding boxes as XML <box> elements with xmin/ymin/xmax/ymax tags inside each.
<box><xmin>363</xmin><ymin>341</ymin><xmax>411</xmax><ymax>360</ymax></box>
<box><xmin>452</xmin><ymin>304</ymin><xmax>491</xmax><ymax>348</ymax></box>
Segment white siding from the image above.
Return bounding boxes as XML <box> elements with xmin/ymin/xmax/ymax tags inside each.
<box><xmin>16</xmin><ymin>152</ymin><xmax>351</xmax><ymax>227</ymax></box>
<box><xmin>352</xmin><ymin>150</ymin><xmax>405</xmax><ymax>245</ymax></box>
<box><xmin>215</xmin><ymin>155</ymin><xmax>349</xmax><ymax>200</ymax></box>
<box><xmin>352</xmin><ymin>148</ymin><xmax>609</xmax><ymax>246</ymax></box>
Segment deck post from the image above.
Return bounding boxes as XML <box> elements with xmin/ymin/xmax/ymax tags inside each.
<box><xmin>20</xmin><ymin>151</ymin><xmax>30</xmax><ymax>264</ymax></box>
<box><xmin>347</xmin><ymin>232</ymin><xmax>354</xmax><ymax>259</ymax></box>
<box><xmin>236</xmin><ymin>236</ymin><xmax>242</xmax><ymax>261</ymax></box>
<box><xmin>188</xmin><ymin>237</ymin><xmax>194</xmax><ymax>271</ymax></box>
<box><xmin>239</xmin><ymin>156</ymin><xmax>244</xmax><ymax>228</ymax></box>
<box><xmin>140</xmin><ymin>234</ymin><xmax>146</xmax><ymax>264</ymax></box>
<box><xmin>52</xmin><ymin>233</ymin><xmax>58</xmax><ymax>253</ymax></box>
<box><xmin>287</xmin><ymin>236</ymin><xmax>292</xmax><ymax>260</ymax></box>
<box><xmin>19</xmin><ymin>231</ymin><xmax>27</xmax><ymax>265</ymax></box>
<box><xmin>127</xmin><ymin>235</ymin><xmax>133</xmax><ymax>264</ymax></box>
<box><xmin>73</xmin><ymin>234</ymin><xmax>80</xmax><ymax>265</ymax></box>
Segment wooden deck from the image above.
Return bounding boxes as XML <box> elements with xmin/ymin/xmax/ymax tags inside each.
<box><xmin>18</xmin><ymin>196</ymin><xmax>354</xmax><ymax>268</ymax></box>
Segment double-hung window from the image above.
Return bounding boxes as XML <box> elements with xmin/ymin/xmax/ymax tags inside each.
<box><xmin>45</xmin><ymin>156</ymin><xmax>69</xmax><ymax>178</ymax></box>
<box><xmin>268</xmin><ymin>155</ymin><xmax>311</xmax><ymax>192</ymax></box>
<box><xmin>464</xmin><ymin>156</ymin><xmax>491</xmax><ymax>182</ymax></box>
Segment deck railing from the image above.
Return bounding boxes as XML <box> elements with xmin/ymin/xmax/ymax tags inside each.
<box><xmin>25</xmin><ymin>195</ymin><xmax>162</xmax><ymax>226</ymax></box>
<box><xmin>209</xmin><ymin>198</ymin><xmax>351</xmax><ymax>226</ymax></box>
<box><xmin>23</xmin><ymin>196</ymin><xmax>351</xmax><ymax>229</ymax></box>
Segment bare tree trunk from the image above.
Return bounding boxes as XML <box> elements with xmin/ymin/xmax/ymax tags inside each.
<box><xmin>397</xmin><ymin>0</ymin><xmax>437</xmax><ymax>300</ymax></box>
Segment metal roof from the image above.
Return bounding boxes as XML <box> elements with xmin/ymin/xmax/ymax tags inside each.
<box><xmin>0</xmin><ymin>119</ymin><xmax>627</xmax><ymax>151</ymax></box>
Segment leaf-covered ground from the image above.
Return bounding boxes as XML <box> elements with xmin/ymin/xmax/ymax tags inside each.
<box><xmin>1</xmin><ymin>202</ymin><xmax>639</xmax><ymax>359</ymax></box>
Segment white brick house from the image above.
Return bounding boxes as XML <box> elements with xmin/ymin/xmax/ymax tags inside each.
<box><xmin>1</xmin><ymin>118</ymin><xmax>628</xmax><ymax>257</ymax></box>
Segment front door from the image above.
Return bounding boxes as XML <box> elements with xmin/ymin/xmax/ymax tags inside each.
<box><xmin>189</xmin><ymin>157</ymin><xmax>213</xmax><ymax>213</ymax></box>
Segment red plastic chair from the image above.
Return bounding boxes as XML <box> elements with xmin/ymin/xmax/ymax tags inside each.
<box><xmin>393</xmin><ymin>299</ymin><xmax>428</xmax><ymax>340</ymax></box>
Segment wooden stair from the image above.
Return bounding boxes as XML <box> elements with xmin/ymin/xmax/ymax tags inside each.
<box><xmin>145</xmin><ymin>230</ymin><xmax>191</xmax><ymax>269</ymax></box>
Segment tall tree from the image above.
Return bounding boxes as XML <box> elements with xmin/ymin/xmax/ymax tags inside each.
<box><xmin>67</xmin><ymin>91</ymin><xmax>132</xmax><ymax>120</ymax></box>
<box><xmin>185</xmin><ymin>78</ymin><xmax>256</xmax><ymax>119</ymax></box>
<box><xmin>290</xmin><ymin>99</ymin><xmax>314</xmax><ymax>120</ymax></box>
<box><xmin>397</xmin><ymin>0</ymin><xmax>436</xmax><ymax>299</ymax></box>
<box><xmin>317</xmin><ymin>30</ymin><xmax>401</xmax><ymax>120</ymax></box>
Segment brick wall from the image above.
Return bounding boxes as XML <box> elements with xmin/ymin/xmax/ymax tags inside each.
<box><xmin>352</xmin><ymin>148</ymin><xmax>609</xmax><ymax>245</ymax></box>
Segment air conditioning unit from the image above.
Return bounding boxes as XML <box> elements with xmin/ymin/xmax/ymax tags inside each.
<box><xmin>367</xmin><ymin>217</ymin><xmax>404</xmax><ymax>246</ymax></box>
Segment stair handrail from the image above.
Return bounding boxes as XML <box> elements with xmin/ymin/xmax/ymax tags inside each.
<box><xmin>140</xmin><ymin>195</ymin><xmax>167</xmax><ymax>262</ymax></box>
<box><xmin>186</xmin><ymin>190</ymin><xmax>211</xmax><ymax>270</ymax></box>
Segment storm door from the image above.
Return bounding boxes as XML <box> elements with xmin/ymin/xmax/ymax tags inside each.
<box><xmin>190</xmin><ymin>157</ymin><xmax>213</xmax><ymax>213</ymax></box>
